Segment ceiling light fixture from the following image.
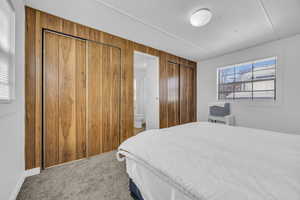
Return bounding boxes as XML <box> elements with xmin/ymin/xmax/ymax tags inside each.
<box><xmin>190</xmin><ymin>8</ymin><xmax>212</xmax><ymax>27</ymax></box>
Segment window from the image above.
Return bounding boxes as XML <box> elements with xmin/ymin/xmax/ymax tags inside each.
<box><xmin>217</xmin><ymin>57</ymin><xmax>276</xmax><ymax>100</ymax></box>
<box><xmin>0</xmin><ymin>0</ymin><xmax>15</xmax><ymax>102</ymax></box>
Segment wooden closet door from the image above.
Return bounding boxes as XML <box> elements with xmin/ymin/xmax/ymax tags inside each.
<box><xmin>87</xmin><ymin>41</ymin><xmax>121</xmax><ymax>156</ymax></box>
<box><xmin>44</xmin><ymin>31</ymin><xmax>87</xmax><ymax>168</ymax></box>
<box><xmin>166</xmin><ymin>61</ymin><xmax>180</xmax><ymax>127</ymax></box>
<box><xmin>180</xmin><ymin>66</ymin><xmax>196</xmax><ymax>124</ymax></box>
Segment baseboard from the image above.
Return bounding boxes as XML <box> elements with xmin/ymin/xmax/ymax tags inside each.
<box><xmin>8</xmin><ymin>172</ymin><xmax>25</xmax><ymax>200</ymax></box>
<box><xmin>8</xmin><ymin>168</ymin><xmax>40</xmax><ymax>200</ymax></box>
<box><xmin>24</xmin><ymin>167</ymin><xmax>40</xmax><ymax>177</ymax></box>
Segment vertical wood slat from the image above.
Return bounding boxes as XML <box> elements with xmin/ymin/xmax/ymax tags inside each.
<box><xmin>121</xmin><ymin>41</ymin><xmax>134</xmax><ymax>141</ymax></box>
<box><xmin>75</xmin><ymin>24</ymin><xmax>90</xmax><ymax>39</ymax></box>
<box><xmin>133</xmin><ymin>42</ymin><xmax>160</xmax><ymax>57</ymax></box>
<box><xmin>87</xmin><ymin>41</ymin><xmax>102</xmax><ymax>156</ymax></box>
<box><xmin>44</xmin><ymin>32</ymin><xmax>59</xmax><ymax>167</ymax></box>
<box><xmin>109</xmin><ymin>47</ymin><xmax>121</xmax><ymax>150</ymax></box>
<box><xmin>25</xmin><ymin>7</ymin><xmax>36</xmax><ymax>169</ymax></box>
<box><xmin>58</xmin><ymin>35</ymin><xmax>77</xmax><ymax>164</ymax></box>
<box><xmin>102</xmin><ymin>45</ymin><xmax>110</xmax><ymax>152</ymax></box>
<box><xmin>180</xmin><ymin>66</ymin><xmax>187</xmax><ymax>123</ymax></box>
<box><xmin>159</xmin><ymin>52</ymin><xmax>168</xmax><ymax>128</ymax></box>
<box><xmin>167</xmin><ymin>62</ymin><xmax>180</xmax><ymax>127</ymax></box>
<box><xmin>180</xmin><ymin>66</ymin><xmax>196</xmax><ymax>124</ymax></box>
<box><xmin>75</xmin><ymin>40</ymin><xmax>87</xmax><ymax>159</ymax></box>
<box><xmin>41</xmin><ymin>12</ymin><xmax>62</xmax><ymax>32</ymax></box>
<box><xmin>34</xmin><ymin>11</ymin><xmax>42</xmax><ymax>168</ymax></box>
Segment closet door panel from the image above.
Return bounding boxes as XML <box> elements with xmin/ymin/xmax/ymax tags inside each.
<box><xmin>75</xmin><ymin>40</ymin><xmax>87</xmax><ymax>159</ymax></box>
<box><xmin>159</xmin><ymin>53</ymin><xmax>168</xmax><ymax>128</ymax></box>
<box><xmin>102</xmin><ymin>46</ymin><xmax>121</xmax><ymax>152</ymax></box>
<box><xmin>167</xmin><ymin>62</ymin><xmax>180</xmax><ymax>127</ymax></box>
<box><xmin>102</xmin><ymin>46</ymin><xmax>110</xmax><ymax>152</ymax></box>
<box><xmin>44</xmin><ymin>32</ymin><xmax>87</xmax><ymax>168</ymax></box>
<box><xmin>44</xmin><ymin>32</ymin><xmax>60</xmax><ymax>168</ymax></box>
<box><xmin>111</xmin><ymin>47</ymin><xmax>121</xmax><ymax>149</ymax></box>
<box><xmin>189</xmin><ymin>67</ymin><xmax>196</xmax><ymax>122</ymax></box>
<box><xmin>58</xmin><ymin>35</ymin><xmax>77</xmax><ymax>163</ymax></box>
<box><xmin>180</xmin><ymin>66</ymin><xmax>187</xmax><ymax>123</ymax></box>
<box><xmin>87</xmin><ymin>41</ymin><xmax>103</xmax><ymax>156</ymax></box>
<box><xmin>188</xmin><ymin>66</ymin><xmax>196</xmax><ymax>122</ymax></box>
<box><xmin>180</xmin><ymin>66</ymin><xmax>196</xmax><ymax>124</ymax></box>
<box><xmin>87</xmin><ymin>41</ymin><xmax>121</xmax><ymax>156</ymax></box>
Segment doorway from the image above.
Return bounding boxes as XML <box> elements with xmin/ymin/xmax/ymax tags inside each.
<box><xmin>133</xmin><ymin>51</ymin><xmax>159</xmax><ymax>135</ymax></box>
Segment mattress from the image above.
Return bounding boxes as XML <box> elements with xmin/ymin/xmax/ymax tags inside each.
<box><xmin>118</xmin><ymin>122</ymin><xmax>300</xmax><ymax>200</ymax></box>
<box><xmin>126</xmin><ymin>156</ymin><xmax>192</xmax><ymax>200</ymax></box>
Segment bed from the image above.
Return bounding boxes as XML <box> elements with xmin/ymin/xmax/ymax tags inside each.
<box><xmin>117</xmin><ymin>122</ymin><xmax>300</xmax><ymax>200</ymax></box>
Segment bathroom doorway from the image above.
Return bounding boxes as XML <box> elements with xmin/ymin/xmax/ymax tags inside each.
<box><xmin>134</xmin><ymin>51</ymin><xmax>160</xmax><ymax>135</ymax></box>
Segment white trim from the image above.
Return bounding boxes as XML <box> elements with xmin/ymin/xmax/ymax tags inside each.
<box><xmin>8</xmin><ymin>173</ymin><xmax>25</xmax><ymax>200</ymax></box>
<box><xmin>24</xmin><ymin>167</ymin><xmax>41</xmax><ymax>177</ymax></box>
<box><xmin>8</xmin><ymin>168</ymin><xmax>40</xmax><ymax>200</ymax></box>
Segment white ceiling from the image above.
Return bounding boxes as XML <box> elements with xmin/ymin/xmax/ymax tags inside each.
<box><xmin>26</xmin><ymin>0</ymin><xmax>300</xmax><ymax>61</ymax></box>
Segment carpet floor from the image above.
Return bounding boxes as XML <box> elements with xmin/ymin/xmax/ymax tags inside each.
<box><xmin>17</xmin><ymin>151</ymin><xmax>133</xmax><ymax>200</ymax></box>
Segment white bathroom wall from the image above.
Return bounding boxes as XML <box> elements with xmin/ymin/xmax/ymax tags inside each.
<box><xmin>135</xmin><ymin>69</ymin><xmax>146</xmax><ymax>115</ymax></box>
<box><xmin>0</xmin><ymin>0</ymin><xmax>25</xmax><ymax>199</ymax></box>
<box><xmin>134</xmin><ymin>52</ymin><xmax>159</xmax><ymax>130</ymax></box>
<box><xmin>197</xmin><ymin>34</ymin><xmax>300</xmax><ymax>134</ymax></box>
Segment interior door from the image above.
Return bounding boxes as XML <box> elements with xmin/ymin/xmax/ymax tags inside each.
<box><xmin>144</xmin><ymin>57</ymin><xmax>160</xmax><ymax>130</ymax></box>
<box><xmin>166</xmin><ymin>61</ymin><xmax>180</xmax><ymax>127</ymax></box>
<box><xmin>87</xmin><ymin>41</ymin><xmax>121</xmax><ymax>156</ymax></box>
<box><xmin>180</xmin><ymin>65</ymin><xmax>196</xmax><ymax>124</ymax></box>
<box><xmin>43</xmin><ymin>31</ymin><xmax>87</xmax><ymax>168</ymax></box>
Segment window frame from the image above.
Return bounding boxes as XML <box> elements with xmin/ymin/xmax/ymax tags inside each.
<box><xmin>217</xmin><ymin>56</ymin><xmax>277</xmax><ymax>101</ymax></box>
<box><xmin>0</xmin><ymin>0</ymin><xmax>15</xmax><ymax>104</ymax></box>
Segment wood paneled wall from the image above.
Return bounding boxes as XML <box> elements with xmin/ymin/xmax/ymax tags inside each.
<box><xmin>25</xmin><ymin>7</ymin><xmax>197</xmax><ymax>169</ymax></box>
<box><xmin>159</xmin><ymin>54</ymin><xmax>197</xmax><ymax>128</ymax></box>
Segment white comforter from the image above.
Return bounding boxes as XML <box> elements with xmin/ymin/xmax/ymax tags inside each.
<box><xmin>118</xmin><ymin>122</ymin><xmax>300</xmax><ymax>200</ymax></box>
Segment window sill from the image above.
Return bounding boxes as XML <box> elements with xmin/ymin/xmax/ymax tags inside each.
<box><xmin>217</xmin><ymin>99</ymin><xmax>281</xmax><ymax>108</ymax></box>
<box><xmin>0</xmin><ymin>99</ymin><xmax>14</xmax><ymax>104</ymax></box>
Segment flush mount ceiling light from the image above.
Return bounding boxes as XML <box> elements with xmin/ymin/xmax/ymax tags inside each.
<box><xmin>190</xmin><ymin>8</ymin><xmax>212</xmax><ymax>27</ymax></box>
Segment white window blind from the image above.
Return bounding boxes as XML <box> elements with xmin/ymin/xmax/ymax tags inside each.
<box><xmin>0</xmin><ymin>0</ymin><xmax>15</xmax><ymax>102</ymax></box>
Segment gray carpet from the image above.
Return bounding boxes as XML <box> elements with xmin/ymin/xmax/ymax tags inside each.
<box><xmin>17</xmin><ymin>151</ymin><xmax>133</xmax><ymax>200</ymax></box>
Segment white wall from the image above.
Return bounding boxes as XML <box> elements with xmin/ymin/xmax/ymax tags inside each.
<box><xmin>198</xmin><ymin>34</ymin><xmax>300</xmax><ymax>134</ymax></box>
<box><xmin>135</xmin><ymin>69</ymin><xmax>146</xmax><ymax>115</ymax></box>
<box><xmin>134</xmin><ymin>52</ymin><xmax>160</xmax><ymax>130</ymax></box>
<box><xmin>0</xmin><ymin>0</ymin><xmax>25</xmax><ymax>199</ymax></box>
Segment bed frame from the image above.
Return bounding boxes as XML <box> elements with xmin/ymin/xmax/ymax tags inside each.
<box><xmin>129</xmin><ymin>179</ymin><xmax>144</xmax><ymax>200</ymax></box>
